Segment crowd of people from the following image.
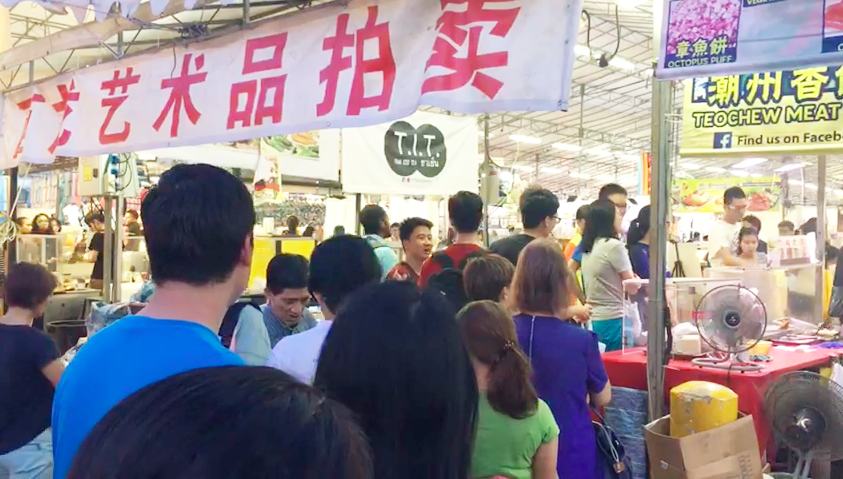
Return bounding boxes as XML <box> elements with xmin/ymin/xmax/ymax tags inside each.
<box><xmin>1</xmin><ymin>164</ymin><xmax>660</xmax><ymax>479</ymax></box>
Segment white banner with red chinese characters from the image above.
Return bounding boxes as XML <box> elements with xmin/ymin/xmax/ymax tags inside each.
<box><xmin>340</xmin><ymin>111</ymin><xmax>477</xmax><ymax>195</ymax></box>
<box><xmin>0</xmin><ymin>0</ymin><xmax>582</xmax><ymax>169</ymax></box>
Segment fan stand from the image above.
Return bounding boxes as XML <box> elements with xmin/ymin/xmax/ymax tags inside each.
<box><xmin>792</xmin><ymin>449</ymin><xmax>813</xmax><ymax>479</ymax></box>
<box><xmin>691</xmin><ymin>351</ymin><xmax>762</xmax><ymax>372</ymax></box>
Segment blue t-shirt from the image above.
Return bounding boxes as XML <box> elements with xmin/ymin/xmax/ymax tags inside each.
<box><xmin>51</xmin><ymin>316</ymin><xmax>243</xmax><ymax>478</ymax></box>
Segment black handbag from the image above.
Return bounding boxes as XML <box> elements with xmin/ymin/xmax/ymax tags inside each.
<box><xmin>592</xmin><ymin>407</ymin><xmax>633</xmax><ymax>479</ymax></box>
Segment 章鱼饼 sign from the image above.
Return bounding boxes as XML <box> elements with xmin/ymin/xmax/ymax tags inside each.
<box><xmin>0</xmin><ymin>0</ymin><xmax>581</xmax><ymax>168</ymax></box>
<box><xmin>657</xmin><ymin>0</ymin><xmax>843</xmax><ymax>80</ymax></box>
<box><xmin>681</xmin><ymin>66</ymin><xmax>843</xmax><ymax>156</ymax></box>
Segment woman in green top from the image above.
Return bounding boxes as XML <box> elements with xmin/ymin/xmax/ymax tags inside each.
<box><xmin>457</xmin><ymin>301</ymin><xmax>560</xmax><ymax>479</ymax></box>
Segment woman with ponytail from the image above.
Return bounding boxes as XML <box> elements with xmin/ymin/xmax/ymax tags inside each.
<box><xmin>458</xmin><ymin>301</ymin><xmax>559</xmax><ymax>479</ymax></box>
<box><xmin>627</xmin><ymin>205</ymin><xmax>652</xmax><ymax>279</ymax></box>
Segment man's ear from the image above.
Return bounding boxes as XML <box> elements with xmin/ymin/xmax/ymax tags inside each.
<box><xmin>240</xmin><ymin>235</ymin><xmax>253</xmax><ymax>266</ymax></box>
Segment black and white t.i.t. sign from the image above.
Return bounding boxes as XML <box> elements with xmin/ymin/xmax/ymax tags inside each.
<box><xmin>384</xmin><ymin>121</ymin><xmax>447</xmax><ymax>178</ymax></box>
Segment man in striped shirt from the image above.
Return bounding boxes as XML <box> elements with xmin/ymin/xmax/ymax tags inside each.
<box><xmin>262</xmin><ymin>254</ymin><xmax>316</xmax><ymax>347</ymax></box>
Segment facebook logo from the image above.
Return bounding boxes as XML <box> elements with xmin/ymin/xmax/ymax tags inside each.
<box><xmin>713</xmin><ymin>132</ymin><xmax>732</xmax><ymax>149</ymax></box>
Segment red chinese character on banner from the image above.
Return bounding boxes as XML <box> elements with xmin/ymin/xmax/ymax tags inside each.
<box><xmin>100</xmin><ymin>68</ymin><xmax>141</xmax><ymax>145</ymax></box>
<box><xmin>48</xmin><ymin>80</ymin><xmax>80</xmax><ymax>154</ymax></box>
<box><xmin>422</xmin><ymin>0</ymin><xmax>521</xmax><ymax>99</ymax></box>
<box><xmin>13</xmin><ymin>94</ymin><xmax>45</xmax><ymax>160</ymax></box>
<box><xmin>154</xmin><ymin>53</ymin><xmax>208</xmax><ymax>137</ymax></box>
<box><xmin>317</xmin><ymin>6</ymin><xmax>396</xmax><ymax>117</ymax></box>
<box><xmin>228</xmin><ymin>33</ymin><xmax>289</xmax><ymax>129</ymax></box>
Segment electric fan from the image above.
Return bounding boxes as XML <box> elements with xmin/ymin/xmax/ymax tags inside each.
<box><xmin>764</xmin><ymin>371</ymin><xmax>843</xmax><ymax>479</ymax></box>
<box><xmin>692</xmin><ymin>284</ymin><xmax>767</xmax><ymax>372</ymax></box>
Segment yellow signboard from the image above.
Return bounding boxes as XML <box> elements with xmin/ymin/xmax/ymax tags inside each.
<box><xmin>682</xmin><ymin>67</ymin><xmax>843</xmax><ymax>156</ymax></box>
<box><xmin>676</xmin><ymin>177</ymin><xmax>781</xmax><ymax>214</ymax></box>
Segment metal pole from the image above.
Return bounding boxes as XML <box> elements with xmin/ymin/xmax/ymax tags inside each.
<box><xmin>243</xmin><ymin>0</ymin><xmax>251</xmax><ymax>25</ymax></box>
<box><xmin>354</xmin><ymin>193</ymin><xmax>362</xmax><ymax>235</ymax></box>
<box><xmin>816</xmin><ymin>155</ymin><xmax>827</xmax><ymax>322</ymax></box>
<box><xmin>9</xmin><ymin>61</ymin><xmax>36</xmax><ymax>266</ymax></box>
<box><xmin>647</xmin><ymin>78</ymin><xmax>671</xmax><ymax>422</ymax></box>
<box><xmin>102</xmin><ymin>196</ymin><xmax>112</xmax><ymax>301</ymax></box>
<box><xmin>113</xmin><ymin>192</ymin><xmax>124</xmax><ymax>302</ymax></box>
<box><xmin>483</xmin><ymin>114</ymin><xmax>491</xmax><ymax>247</ymax></box>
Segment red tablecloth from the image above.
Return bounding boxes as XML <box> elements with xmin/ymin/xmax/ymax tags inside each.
<box><xmin>602</xmin><ymin>347</ymin><xmax>840</xmax><ymax>457</ymax></box>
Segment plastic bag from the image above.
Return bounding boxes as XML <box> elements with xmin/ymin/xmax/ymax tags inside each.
<box><xmin>86</xmin><ymin>301</ymin><xmax>134</xmax><ymax>336</ymax></box>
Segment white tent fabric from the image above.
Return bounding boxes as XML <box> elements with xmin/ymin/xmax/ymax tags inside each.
<box><xmin>0</xmin><ymin>0</ymin><xmax>234</xmax><ymax>23</ymax></box>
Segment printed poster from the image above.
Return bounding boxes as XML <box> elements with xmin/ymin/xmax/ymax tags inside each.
<box><xmin>676</xmin><ymin>177</ymin><xmax>781</xmax><ymax>213</ymax></box>
<box><xmin>681</xmin><ymin>66</ymin><xmax>843</xmax><ymax>155</ymax></box>
<box><xmin>657</xmin><ymin>0</ymin><xmax>843</xmax><ymax>79</ymax></box>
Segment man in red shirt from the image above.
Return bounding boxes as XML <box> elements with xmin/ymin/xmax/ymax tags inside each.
<box><xmin>418</xmin><ymin>191</ymin><xmax>485</xmax><ymax>288</ymax></box>
<box><xmin>387</xmin><ymin>217</ymin><xmax>434</xmax><ymax>284</ymax></box>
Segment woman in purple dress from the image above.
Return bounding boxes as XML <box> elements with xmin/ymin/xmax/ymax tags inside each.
<box><xmin>510</xmin><ymin>239</ymin><xmax>612</xmax><ymax>479</ymax></box>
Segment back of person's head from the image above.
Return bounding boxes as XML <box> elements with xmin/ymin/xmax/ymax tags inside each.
<box><xmin>287</xmin><ymin>215</ymin><xmax>300</xmax><ymax>232</ymax></box>
<box><xmin>266</xmin><ymin>254</ymin><xmax>308</xmax><ymax>294</ymax></box>
<box><xmin>85</xmin><ymin>212</ymin><xmax>105</xmax><ymax>227</ymax></box>
<box><xmin>743</xmin><ymin>215</ymin><xmax>761</xmax><ymax>232</ymax></box>
<box><xmin>576</xmin><ymin>204</ymin><xmax>590</xmax><ymax>222</ymax></box>
<box><xmin>598</xmin><ymin>183</ymin><xmax>627</xmax><ymax>201</ymax></box>
<box><xmin>333</xmin><ymin>225</ymin><xmax>346</xmax><ymax>236</ymax></box>
<box><xmin>519</xmin><ymin>187</ymin><xmax>560</xmax><ymax>230</ymax></box>
<box><xmin>126</xmin><ymin>209</ymin><xmax>140</xmax><ymax>220</ymax></box>
<box><xmin>309</xmin><ymin>235</ymin><xmax>380</xmax><ymax>314</ymax></box>
<box><xmin>723</xmin><ymin>186</ymin><xmax>746</xmax><ymax>205</ymax></box>
<box><xmin>627</xmin><ymin>205</ymin><xmax>651</xmax><ymax>246</ymax></box>
<box><xmin>399</xmin><ymin>217</ymin><xmax>433</xmax><ymax>242</ymax></box>
<box><xmin>463</xmin><ymin>255</ymin><xmax>515</xmax><ymax>302</ymax></box>
<box><xmin>448</xmin><ymin>191</ymin><xmax>483</xmax><ymax>233</ymax></box>
<box><xmin>302</xmin><ymin>226</ymin><xmax>315</xmax><ymax>237</ymax></box>
<box><xmin>457</xmin><ymin>301</ymin><xmax>537</xmax><ymax>419</ymax></box>
<box><xmin>68</xmin><ymin>367</ymin><xmax>372</xmax><ymax>479</ymax></box>
<box><xmin>142</xmin><ymin>164</ymin><xmax>255</xmax><ymax>287</ymax></box>
<box><xmin>315</xmin><ymin>281</ymin><xmax>477</xmax><ymax>479</ymax></box>
<box><xmin>800</xmin><ymin>217</ymin><xmax>818</xmax><ymax>235</ymax></box>
<box><xmin>4</xmin><ymin>262</ymin><xmax>57</xmax><ymax>312</ymax></box>
<box><xmin>359</xmin><ymin>205</ymin><xmax>388</xmax><ymax>236</ymax></box>
<box><xmin>581</xmin><ymin>199</ymin><xmax>617</xmax><ymax>254</ymax></box>
<box><xmin>512</xmin><ymin>239</ymin><xmax>570</xmax><ymax>316</ymax></box>
<box><xmin>778</xmin><ymin>220</ymin><xmax>795</xmax><ymax>233</ymax></box>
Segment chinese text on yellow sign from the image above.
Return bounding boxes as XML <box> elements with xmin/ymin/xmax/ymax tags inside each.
<box><xmin>682</xmin><ymin>66</ymin><xmax>843</xmax><ymax>156</ymax></box>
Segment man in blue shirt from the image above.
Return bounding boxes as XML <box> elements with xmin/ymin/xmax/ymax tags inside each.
<box><xmin>261</xmin><ymin>253</ymin><xmax>316</xmax><ymax>347</ymax></box>
<box><xmin>359</xmin><ymin>204</ymin><xmax>399</xmax><ymax>279</ymax></box>
<box><xmin>52</xmin><ymin>164</ymin><xmax>255</xmax><ymax>478</ymax></box>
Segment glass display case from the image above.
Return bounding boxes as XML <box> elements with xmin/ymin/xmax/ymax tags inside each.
<box><xmin>622</xmin><ymin>263</ymin><xmax>824</xmax><ymax>356</ymax></box>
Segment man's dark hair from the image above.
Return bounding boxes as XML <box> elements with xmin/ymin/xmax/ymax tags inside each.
<box><xmin>723</xmin><ymin>186</ymin><xmax>746</xmax><ymax>205</ymax></box>
<box><xmin>126</xmin><ymin>209</ymin><xmax>140</xmax><ymax>220</ymax></box>
<box><xmin>69</xmin><ymin>367</ymin><xmax>373</xmax><ymax>479</ymax></box>
<box><xmin>399</xmin><ymin>217</ymin><xmax>433</xmax><ymax>242</ymax></box>
<box><xmin>266</xmin><ymin>254</ymin><xmax>309</xmax><ymax>294</ymax></box>
<box><xmin>141</xmin><ymin>164</ymin><xmax>255</xmax><ymax>286</ymax></box>
<box><xmin>287</xmin><ymin>216</ymin><xmax>299</xmax><ymax>233</ymax></box>
<box><xmin>598</xmin><ymin>184</ymin><xmax>627</xmax><ymax>201</ymax></box>
<box><xmin>519</xmin><ymin>187</ymin><xmax>560</xmax><ymax>229</ymax></box>
<box><xmin>778</xmin><ymin>220</ymin><xmax>795</xmax><ymax>231</ymax></box>
<box><xmin>448</xmin><ymin>191</ymin><xmax>483</xmax><ymax>233</ymax></box>
<box><xmin>390</xmin><ymin>222</ymin><xmax>400</xmax><ymax>229</ymax></box>
<box><xmin>85</xmin><ymin>213</ymin><xmax>105</xmax><ymax>226</ymax></box>
<box><xmin>309</xmin><ymin>235</ymin><xmax>381</xmax><ymax>314</ymax></box>
<box><xmin>4</xmin><ymin>262</ymin><xmax>58</xmax><ymax>310</ymax></box>
<box><xmin>575</xmin><ymin>204</ymin><xmax>590</xmax><ymax>221</ymax></box>
<box><xmin>743</xmin><ymin>215</ymin><xmax>762</xmax><ymax>233</ymax></box>
<box><xmin>358</xmin><ymin>205</ymin><xmax>388</xmax><ymax>236</ymax></box>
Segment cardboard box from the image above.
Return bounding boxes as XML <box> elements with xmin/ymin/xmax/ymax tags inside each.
<box><xmin>644</xmin><ymin>414</ymin><xmax>763</xmax><ymax>479</ymax></box>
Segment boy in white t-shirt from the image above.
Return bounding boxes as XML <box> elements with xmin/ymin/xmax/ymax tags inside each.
<box><xmin>708</xmin><ymin>186</ymin><xmax>753</xmax><ymax>268</ymax></box>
